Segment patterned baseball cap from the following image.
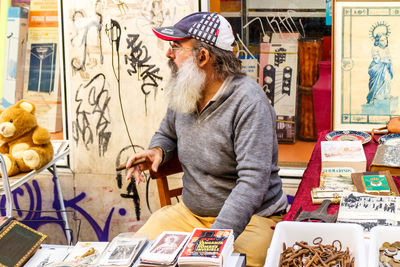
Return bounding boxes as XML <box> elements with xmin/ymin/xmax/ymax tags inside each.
<box><xmin>153</xmin><ymin>12</ymin><xmax>235</xmax><ymax>51</ymax></box>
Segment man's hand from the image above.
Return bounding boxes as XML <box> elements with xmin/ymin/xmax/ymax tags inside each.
<box><xmin>125</xmin><ymin>147</ymin><xmax>163</xmax><ymax>183</ymax></box>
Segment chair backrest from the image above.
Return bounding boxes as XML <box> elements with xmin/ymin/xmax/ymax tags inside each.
<box><xmin>149</xmin><ymin>153</ymin><xmax>183</xmax><ymax>207</ymax></box>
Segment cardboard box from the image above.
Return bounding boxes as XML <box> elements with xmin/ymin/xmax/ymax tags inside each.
<box><xmin>321</xmin><ymin>141</ymin><xmax>366</xmax><ymax>172</ymax></box>
<box><xmin>265</xmin><ymin>221</ymin><xmax>367</xmax><ymax>267</ymax></box>
<box><xmin>2</xmin><ymin>7</ymin><xmax>29</xmax><ymax>107</ymax></box>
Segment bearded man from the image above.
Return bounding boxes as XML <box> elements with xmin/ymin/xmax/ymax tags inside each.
<box><xmin>125</xmin><ymin>12</ymin><xmax>287</xmax><ymax>267</ymax></box>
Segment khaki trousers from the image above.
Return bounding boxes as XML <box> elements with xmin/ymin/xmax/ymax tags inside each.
<box><xmin>137</xmin><ymin>202</ymin><xmax>283</xmax><ymax>267</ymax></box>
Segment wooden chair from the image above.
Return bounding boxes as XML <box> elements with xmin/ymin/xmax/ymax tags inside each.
<box><xmin>149</xmin><ymin>153</ymin><xmax>183</xmax><ymax>207</ymax></box>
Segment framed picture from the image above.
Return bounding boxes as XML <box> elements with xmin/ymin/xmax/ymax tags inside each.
<box><xmin>333</xmin><ymin>0</ymin><xmax>400</xmax><ymax>131</ymax></box>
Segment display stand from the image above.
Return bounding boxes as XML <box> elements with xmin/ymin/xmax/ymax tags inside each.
<box><xmin>0</xmin><ymin>141</ymin><xmax>72</xmax><ymax>244</ymax></box>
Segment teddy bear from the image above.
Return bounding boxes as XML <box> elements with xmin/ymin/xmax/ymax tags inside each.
<box><xmin>0</xmin><ymin>100</ymin><xmax>54</xmax><ymax>176</ymax></box>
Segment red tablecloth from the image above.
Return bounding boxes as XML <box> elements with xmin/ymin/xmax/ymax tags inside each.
<box><xmin>283</xmin><ymin>130</ymin><xmax>400</xmax><ymax>221</ymax></box>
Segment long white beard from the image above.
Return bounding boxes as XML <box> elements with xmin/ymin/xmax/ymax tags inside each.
<box><xmin>165</xmin><ymin>55</ymin><xmax>206</xmax><ymax>114</ymax></box>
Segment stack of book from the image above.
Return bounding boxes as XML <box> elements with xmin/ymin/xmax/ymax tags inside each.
<box><xmin>23</xmin><ymin>229</ymin><xmax>238</xmax><ymax>266</ymax></box>
<box><xmin>178</xmin><ymin>228</ymin><xmax>234</xmax><ymax>267</ymax></box>
<box><xmin>25</xmin><ymin>233</ymin><xmax>148</xmax><ymax>266</ymax></box>
<box><xmin>138</xmin><ymin>231</ymin><xmax>191</xmax><ymax>267</ymax></box>
<box><xmin>311</xmin><ymin>167</ymin><xmax>356</xmax><ymax>204</ymax></box>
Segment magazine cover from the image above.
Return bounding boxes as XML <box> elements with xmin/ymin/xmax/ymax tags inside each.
<box><xmin>179</xmin><ymin>229</ymin><xmax>233</xmax><ymax>259</ymax></box>
<box><xmin>139</xmin><ymin>231</ymin><xmax>190</xmax><ymax>265</ymax></box>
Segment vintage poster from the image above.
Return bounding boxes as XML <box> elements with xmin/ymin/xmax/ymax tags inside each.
<box><xmin>259</xmin><ymin>33</ymin><xmax>299</xmax><ymax>143</ymax></box>
<box><xmin>333</xmin><ymin>1</ymin><xmax>400</xmax><ymax>131</ymax></box>
<box><xmin>2</xmin><ymin>7</ymin><xmax>29</xmax><ymax>108</ymax></box>
<box><xmin>23</xmin><ymin>0</ymin><xmax>62</xmax><ymax>132</ymax></box>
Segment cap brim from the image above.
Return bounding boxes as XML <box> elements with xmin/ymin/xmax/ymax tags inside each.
<box><xmin>152</xmin><ymin>26</ymin><xmax>191</xmax><ymax>41</ymax></box>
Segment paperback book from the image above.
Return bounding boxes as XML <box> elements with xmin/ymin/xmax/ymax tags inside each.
<box><xmin>138</xmin><ymin>231</ymin><xmax>191</xmax><ymax>266</ymax></box>
<box><xmin>178</xmin><ymin>228</ymin><xmax>234</xmax><ymax>267</ymax></box>
<box><xmin>321</xmin><ymin>141</ymin><xmax>366</xmax><ymax>172</ymax></box>
<box><xmin>311</xmin><ymin>167</ymin><xmax>356</xmax><ymax>204</ymax></box>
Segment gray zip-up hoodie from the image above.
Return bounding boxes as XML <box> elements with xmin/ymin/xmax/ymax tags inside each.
<box><xmin>149</xmin><ymin>74</ymin><xmax>287</xmax><ymax>238</ymax></box>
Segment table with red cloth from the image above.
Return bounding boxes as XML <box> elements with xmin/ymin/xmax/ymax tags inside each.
<box><xmin>283</xmin><ymin>130</ymin><xmax>400</xmax><ymax>221</ymax></box>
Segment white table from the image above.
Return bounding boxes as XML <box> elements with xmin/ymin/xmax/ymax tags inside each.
<box><xmin>0</xmin><ymin>141</ymin><xmax>72</xmax><ymax>244</ymax></box>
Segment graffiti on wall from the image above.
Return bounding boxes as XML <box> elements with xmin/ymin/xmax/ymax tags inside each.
<box><xmin>0</xmin><ymin>178</ymin><xmax>122</xmax><ymax>242</ymax></box>
<box><xmin>115</xmin><ymin>145</ymin><xmax>146</xmax><ymax>220</ymax></box>
<box><xmin>70</xmin><ymin>3</ymin><xmax>104</xmax><ymax>75</ymax></box>
<box><xmin>125</xmin><ymin>33</ymin><xmax>163</xmax><ymax>115</ymax></box>
<box><xmin>72</xmin><ymin>73</ymin><xmax>112</xmax><ymax>157</ymax></box>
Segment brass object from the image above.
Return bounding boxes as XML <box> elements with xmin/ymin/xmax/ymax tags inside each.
<box><xmin>78</xmin><ymin>247</ymin><xmax>95</xmax><ymax>258</ymax></box>
<box><xmin>380</xmin><ymin>241</ymin><xmax>400</xmax><ymax>266</ymax></box>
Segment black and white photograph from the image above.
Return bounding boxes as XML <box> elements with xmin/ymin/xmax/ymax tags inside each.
<box><xmin>109</xmin><ymin>243</ymin><xmax>137</xmax><ymax>261</ymax></box>
<box><xmin>150</xmin><ymin>234</ymin><xmax>186</xmax><ymax>255</ymax></box>
<box><xmin>97</xmin><ymin>234</ymin><xmax>148</xmax><ymax>266</ymax></box>
<box><xmin>140</xmin><ymin>231</ymin><xmax>191</xmax><ymax>265</ymax></box>
<box><xmin>337</xmin><ymin>191</ymin><xmax>400</xmax><ymax>231</ymax></box>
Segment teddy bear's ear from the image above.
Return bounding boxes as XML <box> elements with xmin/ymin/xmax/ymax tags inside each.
<box><xmin>15</xmin><ymin>100</ymin><xmax>36</xmax><ymax>114</ymax></box>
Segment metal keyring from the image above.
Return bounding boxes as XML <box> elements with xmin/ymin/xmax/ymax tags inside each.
<box><xmin>313</xmin><ymin>236</ymin><xmax>323</xmax><ymax>245</ymax></box>
<box><xmin>332</xmin><ymin>239</ymin><xmax>342</xmax><ymax>252</ymax></box>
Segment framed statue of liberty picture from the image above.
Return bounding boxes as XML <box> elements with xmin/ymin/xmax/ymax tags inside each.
<box><xmin>333</xmin><ymin>0</ymin><xmax>400</xmax><ymax>131</ymax></box>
